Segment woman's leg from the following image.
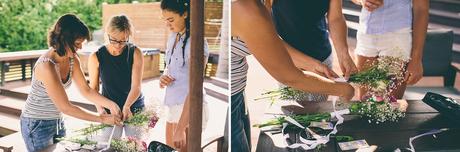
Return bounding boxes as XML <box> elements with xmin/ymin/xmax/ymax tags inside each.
<box><xmin>230</xmin><ymin>91</ymin><xmax>250</xmax><ymax>152</ymax></box>
<box><xmin>379</xmin><ymin>28</ymin><xmax>413</xmax><ymax>99</ymax></box>
<box><xmin>356</xmin><ymin>55</ymin><xmax>378</xmax><ymax>99</ymax></box>
<box><xmin>165</xmin><ymin>122</ymin><xmax>187</xmax><ymax>151</ymax></box>
<box><xmin>165</xmin><ymin>122</ymin><xmax>176</xmax><ymax>148</ymax></box>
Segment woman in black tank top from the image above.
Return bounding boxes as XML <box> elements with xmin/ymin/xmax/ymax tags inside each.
<box><xmin>88</xmin><ymin>15</ymin><xmax>145</xmax><ymax>141</ymax></box>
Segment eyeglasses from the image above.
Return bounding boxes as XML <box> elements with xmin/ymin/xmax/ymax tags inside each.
<box><xmin>108</xmin><ymin>35</ymin><xmax>129</xmax><ymax>45</ymax></box>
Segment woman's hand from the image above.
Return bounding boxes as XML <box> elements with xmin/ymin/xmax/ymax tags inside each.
<box><xmin>96</xmin><ymin>105</ymin><xmax>107</xmax><ymax>115</ymax></box>
<box><xmin>99</xmin><ymin>114</ymin><xmax>123</xmax><ymax>126</ymax></box>
<box><xmin>405</xmin><ymin>60</ymin><xmax>423</xmax><ymax>85</ymax></box>
<box><xmin>353</xmin><ymin>0</ymin><xmax>384</xmax><ymax>12</ymax></box>
<box><xmin>337</xmin><ymin>55</ymin><xmax>358</xmax><ymax>80</ymax></box>
<box><xmin>172</xmin><ymin>127</ymin><xmax>187</xmax><ymax>149</ymax></box>
<box><xmin>122</xmin><ymin>105</ymin><xmax>134</xmax><ymax>121</ymax></box>
<box><xmin>159</xmin><ymin>75</ymin><xmax>175</xmax><ymax>88</ymax></box>
<box><xmin>311</xmin><ymin>63</ymin><xmax>339</xmax><ymax>79</ymax></box>
<box><xmin>107</xmin><ymin>103</ymin><xmax>122</xmax><ymax>119</ymax></box>
<box><xmin>336</xmin><ymin>82</ymin><xmax>355</xmax><ymax>102</ymax></box>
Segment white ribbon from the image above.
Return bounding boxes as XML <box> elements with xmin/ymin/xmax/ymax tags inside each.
<box><xmin>281</xmin><ymin>77</ymin><xmax>350</xmax><ymax>150</ymax></box>
<box><xmin>404</xmin><ymin>128</ymin><xmax>449</xmax><ymax>152</ymax></box>
<box><xmin>101</xmin><ymin>126</ymin><xmax>116</xmax><ymax>151</ymax></box>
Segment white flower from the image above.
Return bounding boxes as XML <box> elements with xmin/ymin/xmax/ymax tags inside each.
<box><xmin>372</xmin><ymin>80</ymin><xmax>387</xmax><ymax>92</ymax></box>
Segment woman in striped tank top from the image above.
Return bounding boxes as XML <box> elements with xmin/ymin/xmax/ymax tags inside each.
<box><xmin>20</xmin><ymin>14</ymin><xmax>122</xmax><ymax>152</ymax></box>
<box><xmin>231</xmin><ymin>1</ymin><xmax>356</xmax><ymax>151</ymax></box>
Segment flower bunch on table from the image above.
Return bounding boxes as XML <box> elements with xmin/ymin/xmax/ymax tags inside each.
<box><xmin>76</xmin><ymin>105</ymin><xmax>160</xmax><ymax>136</ymax></box>
<box><xmin>349</xmin><ymin>95</ymin><xmax>405</xmax><ymax>124</ymax></box>
<box><xmin>110</xmin><ymin>136</ymin><xmax>148</xmax><ymax>152</ymax></box>
<box><xmin>348</xmin><ymin>55</ymin><xmax>409</xmax><ymax>124</ymax></box>
<box><xmin>59</xmin><ymin>104</ymin><xmax>160</xmax><ymax>149</ymax></box>
<box><xmin>257</xmin><ymin>55</ymin><xmax>409</xmax><ymax>124</ymax></box>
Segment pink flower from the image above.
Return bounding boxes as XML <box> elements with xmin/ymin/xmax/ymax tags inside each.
<box><xmin>389</xmin><ymin>96</ymin><xmax>397</xmax><ymax>103</ymax></box>
<box><xmin>375</xmin><ymin>96</ymin><xmax>384</xmax><ymax>102</ymax></box>
<box><xmin>390</xmin><ymin>102</ymin><xmax>400</xmax><ymax>109</ymax></box>
<box><xmin>127</xmin><ymin>136</ymin><xmax>136</xmax><ymax>142</ymax></box>
<box><xmin>142</xmin><ymin>141</ymin><xmax>148</xmax><ymax>150</ymax></box>
<box><xmin>149</xmin><ymin>116</ymin><xmax>159</xmax><ymax>128</ymax></box>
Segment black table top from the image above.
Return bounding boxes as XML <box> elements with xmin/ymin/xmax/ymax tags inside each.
<box><xmin>256</xmin><ymin>100</ymin><xmax>460</xmax><ymax>152</ymax></box>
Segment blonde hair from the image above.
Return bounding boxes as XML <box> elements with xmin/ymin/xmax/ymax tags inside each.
<box><xmin>106</xmin><ymin>14</ymin><xmax>133</xmax><ymax>37</ymax></box>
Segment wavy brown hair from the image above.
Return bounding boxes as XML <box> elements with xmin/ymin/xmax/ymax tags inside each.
<box><xmin>47</xmin><ymin>14</ymin><xmax>90</xmax><ymax>57</ymax></box>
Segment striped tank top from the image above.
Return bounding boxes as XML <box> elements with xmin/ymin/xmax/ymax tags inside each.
<box><xmin>231</xmin><ymin>37</ymin><xmax>251</xmax><ymax>95</ymax></box>
<box><xmin>21</xmin><ymin>56</ymin><xmax>74</xmax><ymax>119</ymax></box>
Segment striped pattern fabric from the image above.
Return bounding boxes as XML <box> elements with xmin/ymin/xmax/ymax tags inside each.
<box><xmin>231</xmin><ymin>37</ymin><xmax>251</xmax><ymax>95</ymax></box>
<box><xmin>21</xmin><ymin>56</ymin><xmax>74</xmax><ymax>119</ymax></box>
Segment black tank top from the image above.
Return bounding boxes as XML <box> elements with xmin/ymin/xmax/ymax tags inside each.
<box><xmin>96</xmin><ymin>44</ymin><xmax>145</xmax><ymax>113</ymax></box>
<box><xmin>272</xmin><ymin>0</ymin><xmax>332</xmax><ymax>62</ymax></box>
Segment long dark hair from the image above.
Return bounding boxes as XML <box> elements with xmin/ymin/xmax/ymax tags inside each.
<box><xmin>161</xmin><ymin>0</ymin><xmax>190</xmax><ymax>66</ymax></box>
<box><xmin>48</xmin><ymin>14</ymin><xmax>90</xmax><ymax>57</ymax></box>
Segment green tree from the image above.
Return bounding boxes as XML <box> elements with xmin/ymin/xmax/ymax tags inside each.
<box><xmin>0</xmin><ymin>0</ymin><xmax>158</xmax><ymax>52</ymax></box>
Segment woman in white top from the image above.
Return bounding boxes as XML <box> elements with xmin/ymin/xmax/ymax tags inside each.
<box><xmin>159</xmin><ymin>0</ymin><xmax>209</xmax><ymax>151</ymax></box>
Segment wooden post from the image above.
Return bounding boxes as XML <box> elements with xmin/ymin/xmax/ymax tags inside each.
<box><xmin>30</xmin><ymin>59</ymin><xmax>35</xmax><ymax>78</ymax></box>
<box><xmin>21</xmin><ymin>60</ymin><xmax>26</xmax><ymax>81</ymax></box>
<box><xmin>1</xmin><ymin>61</ymin><xmax>5</xmax><ymax>86</ymax></box>
<box><xmin>188</xmin><ymin>0</ymin><xmax>205</xmax><ymax>151</ymax></box>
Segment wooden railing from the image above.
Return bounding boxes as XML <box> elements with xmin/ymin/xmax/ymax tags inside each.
<box><xmin>0</xmin><ymin>50</ymin><xmax>47</xmax><ymax>86</ymax></box>
<box><xmin>0</xmin><ymin>49</ymin><xmax>220</xmax><ymax>86</ymax></box>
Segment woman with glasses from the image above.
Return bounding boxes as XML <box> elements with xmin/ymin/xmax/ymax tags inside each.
<box><xmin>88</xmin><ymin>14</ymin><xmax>146</xmax><ymax>141</ymax></box>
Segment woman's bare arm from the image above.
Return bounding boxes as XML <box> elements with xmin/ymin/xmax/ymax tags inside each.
<box><xmin>232</xmin><ymin>0</ymin><xmax>354</xmax><ymax>100</ymax></box>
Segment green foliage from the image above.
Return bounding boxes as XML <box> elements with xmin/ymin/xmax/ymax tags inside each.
<box><xmin>0</xmin><ymin>0</ymin><xmax>158</xmax><ymax>52</ymax></box>
<box><xmin>253</xmin><ymin>113</ymin><xmax>331</xmax><ymax>129</ymax></box>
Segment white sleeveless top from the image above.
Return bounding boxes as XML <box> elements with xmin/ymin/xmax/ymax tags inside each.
<box><xmin>21</xmin><ymin>56</ymin><xmax>74</xmax><ymax>119</ymax></box>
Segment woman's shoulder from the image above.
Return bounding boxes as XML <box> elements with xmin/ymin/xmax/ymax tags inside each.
<box><xmin>34</xmin><ymin>56</ymin><xmax>57</xmax><ymax>81</ymax></box>
<box><xmin>37</xmin><ymin>49</ymin><xmax>58</xmax><ymax>64</ymax></box>
<box><xmin>95</xmin><ymin>45</ymin><xmax>107</xmax><ymax>53</ymax></box>
<box><xmin>127</xmin><ymin>43</ymin><xmax>138</xmax><ymax>50</ymax></box>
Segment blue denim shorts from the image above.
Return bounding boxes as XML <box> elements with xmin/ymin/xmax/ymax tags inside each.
<box><xmin>20</xmin><ymin>116</ymin><xmax>65</xmax><ymax>152</ymax></box>
<box><xmin>231</xmin><ymin>90</ymin><xmax>251</xmax><ymax>152</ymax></box>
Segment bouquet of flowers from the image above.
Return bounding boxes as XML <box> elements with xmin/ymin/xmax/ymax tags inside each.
<box><xmin>256</xmin><ymin>55</ymin><xmax>409</xmax><ymax>124</ymax></box>
<box><xmin>349</xmin><ymin>95</ymin><xmax>406</xmax><ymax>124</ymax></box>
<box><xmin>348</xmin><ymin>56</ymin><xmax>407</xmax><ymax>97</ymax></box>
<box><xmin>111</xmin><ymin>136</ymin><xmax>148</xmax><ymax>152</ymax></box>
<box><xmin>58</xmin><ymin>104</ymin><xmax>160</xmax><ymax>150</ymax></box>
<box><xmin>256</xmin><ymin>86</ymin><xmax>310</xmax><ymax>104</ymax></box>
<box><xmin>348</xmin><ymin>55</ymin><xmax>408</xmax><ymax>123</ymax></box>
<box><xmin>75</xmin><ymin>105</ymin><xmax>160</xmax><ymax>136</ymax></box>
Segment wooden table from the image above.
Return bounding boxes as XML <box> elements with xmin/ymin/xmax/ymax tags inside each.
<box><xmin>256</xmin><ymin>100</ymin><xmax>460</xmax><ymax>152</ymax></box>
